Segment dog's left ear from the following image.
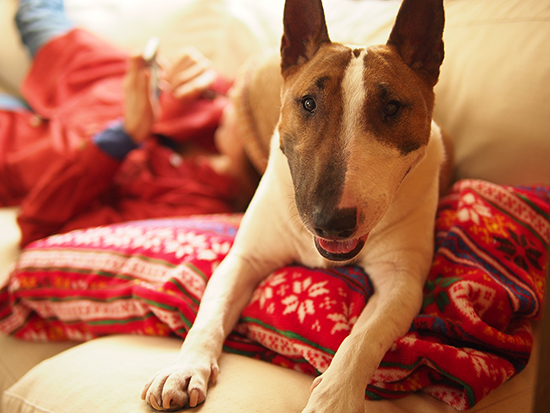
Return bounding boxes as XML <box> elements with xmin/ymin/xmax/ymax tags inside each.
<box><xmin>387</xmin><ymin>0</ymin><xmax>445</xmax><ymax>86</ymax></box>
<box><xmin>280</xmin><ymin>0</ymin><xmax>331</xmax><ymax>76</ymax></box>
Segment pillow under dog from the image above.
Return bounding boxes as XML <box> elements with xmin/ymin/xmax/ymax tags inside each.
<box><xmin>1</xmin><ymin>180</ymin><xmax>548</xmax><ymax>410</ymax></box>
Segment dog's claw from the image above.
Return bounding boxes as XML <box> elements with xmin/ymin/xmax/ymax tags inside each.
<box><xmin>211</xmin><ymin>364</ymin><xmax>219</xmax><ymax>384</ymax></box>
<box><xmin>150</xmin><ymin>394</ymin><xmax>161</xmax><ymax>410</ymax></box>
<box><xmin>310</xmin><ymin>376</ymin><xmax>322</xmax><ymax>393</ymax></box>
<box><xmin>162</xmin><ymin>395</ymin><xmax>173</xmax><ymax>410</ymax></box>
<box><xmin>189</xmin><ymin>389</ymin><xmax>199</xmax><ymax>407</ymax></box>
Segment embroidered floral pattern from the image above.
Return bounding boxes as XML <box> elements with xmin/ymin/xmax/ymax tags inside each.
<box><xmin>1</xmin><ymin>182</ymin><xmax>548</xmax><ymax>411</ymax></box>
<box><xmin>494</xmin><ymin>228</ymin><xmax>543</xmax><ymax>271</ymax></box>
<box><xmin>457</xmin><ymin>192</ymin><xmax>492</xmax><ymax>224</ymax></box>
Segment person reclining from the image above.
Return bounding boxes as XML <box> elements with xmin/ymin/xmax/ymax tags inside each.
<box><xmin>0</xmin><ymin>0</ymin><xmax>262</xmax><ymax>247</ymax></box>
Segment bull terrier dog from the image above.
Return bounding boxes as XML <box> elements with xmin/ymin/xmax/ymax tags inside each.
<box><xmin>142</xmin><ymin>0</ymin><xmax>445</xmax><ymax>411</ymax></box>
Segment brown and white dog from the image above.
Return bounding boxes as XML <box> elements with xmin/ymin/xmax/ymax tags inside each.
<box><xmin>142</xmin><ymin>0</ymin><xmax>445</xmax><ymax>411</ymax></box>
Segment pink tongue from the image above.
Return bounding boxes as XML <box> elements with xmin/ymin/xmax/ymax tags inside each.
<box><xmin>317</xmin><ymin>238</ymin><xmax>359</xmax><ymax>254</ymax></box>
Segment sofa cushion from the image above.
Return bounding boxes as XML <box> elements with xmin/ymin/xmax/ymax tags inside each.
<box><xmin>432</xmin><ymin>0</ymin><xmax>550</xmax><ymax>186</ymax></box>
<box><xmin>1</xmin><ymin>326</ymin><xmax>544</xmax><ymax>413</ymax></box>
<box><xmin>2</xmin><ymin>335</ymin><xmax>313</xmax><ymax>413</ymax></box>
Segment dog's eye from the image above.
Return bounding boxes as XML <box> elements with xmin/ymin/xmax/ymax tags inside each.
<box><xmin>302</xmin><ymin>97</ymin><xmax>316</xmax><ymax>113</ymax></box>
<box><xmin>384</xmin><ymin>100</ymin><xmax>401</xmax><ymax>117</ymax></box>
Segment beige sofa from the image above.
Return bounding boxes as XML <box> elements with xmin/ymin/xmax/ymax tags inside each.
<box><xmin>1</xmin><ymin>0</ymin><xmax>549</xmax><ymax>412</ymax></box>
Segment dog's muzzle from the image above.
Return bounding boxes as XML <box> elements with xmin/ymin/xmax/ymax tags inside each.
<box><xmin>314</xmin><ymin>234</ymin><xmax>368</xmax><ymax>262</ymax></box>
<box><xmin>307</xmin><ymin>206</ymin><xmax>368</xmax><ymax>261</ymax></box>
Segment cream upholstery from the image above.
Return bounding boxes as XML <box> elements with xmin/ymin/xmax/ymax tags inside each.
<box><xmin>1</xmin><ymin>0</ymin><xmax>548</xmax><ymax>412</ymax></box>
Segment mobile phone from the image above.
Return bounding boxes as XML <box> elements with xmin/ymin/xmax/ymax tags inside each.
<box><xmin>143</xmin><ymin>37</ymin><xmax>160</xmax><ymax>103</ymax></box>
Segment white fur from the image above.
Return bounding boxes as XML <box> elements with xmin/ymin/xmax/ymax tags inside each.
<box><xmin>142</xmin><ymin>42</ymin><xmax>445</xmax><ymax>413</ymax></box>
<box><xmin>341</xmin><ymin>49</ymin><xmax>367</xmax><ymax>147</ymax></box>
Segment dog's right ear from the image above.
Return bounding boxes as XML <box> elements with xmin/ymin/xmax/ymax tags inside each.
<box><xmin>280</xmin><ymin>0</ymin><xmax>331</xmax><ymax>76</ymax></box>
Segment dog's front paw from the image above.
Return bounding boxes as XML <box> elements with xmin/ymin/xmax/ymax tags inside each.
<box><xmin>141</xmin><ymin>356</ymin><xmax>218</xmax><ymax>411</ymax></box>
<box><xmin>301</xmin><ymin>375</ymin><xmax>365</xmax><ymax>413</ymax></box>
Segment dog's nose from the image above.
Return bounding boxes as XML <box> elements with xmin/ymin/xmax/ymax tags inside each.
<box><xmin>312</xmin><ymin>207</ymin><xmax>357</xmax><ymax>239</ymax></box>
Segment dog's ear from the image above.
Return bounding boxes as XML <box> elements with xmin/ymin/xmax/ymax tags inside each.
<box><xmin>280</xmin><ymin>0</ymin><xmax>331</xmax><ymax>76</ymax></box>
<box><xmin>387</xmin><ymin>0</ymin><xmax>445</xmax><ymax>86</ymax></box>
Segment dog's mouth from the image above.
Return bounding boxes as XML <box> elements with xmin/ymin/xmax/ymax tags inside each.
<box><xmin>314</xmin><ymin>234</ymin><xmax>368</xmax><ymax>262</ymax></box>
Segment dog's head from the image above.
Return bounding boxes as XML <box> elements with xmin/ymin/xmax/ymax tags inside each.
<box><xmin>278</xmin><ymin>0</ymin><xmax>445</xmax><ymax>262</ymax></box>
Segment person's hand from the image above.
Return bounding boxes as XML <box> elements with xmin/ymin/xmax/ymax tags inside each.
<box><xmin>164</xmin><ymin>46</ymin><xmax>218</xmax><ymax>102</ymax></box>
<box><xmin>123</xmin><ymin>55</ymin><xmax>156</xmax><ymax>144</ymax></box>
<box><xmin>123</xmin><ymin>47</ymin><xmax>217</xmax><ymax>143</ymax></box>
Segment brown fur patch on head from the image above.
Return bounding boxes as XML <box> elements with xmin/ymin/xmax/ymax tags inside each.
<box><xmin>360</xmin><ymin>44</ymin><xmax>435</xmax><ymax>155</ymax></box>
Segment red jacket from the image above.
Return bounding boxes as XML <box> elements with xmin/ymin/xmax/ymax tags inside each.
<box><xmin>0</xmin><ymin>29</ymin><xmax>239</xmax><ymax>247</ymax></box>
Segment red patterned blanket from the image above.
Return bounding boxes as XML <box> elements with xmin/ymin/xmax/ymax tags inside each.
<box><xmin>1</xmin><ymin>179</ymin><xmax>548</xmax><ymax>410</ymax></box>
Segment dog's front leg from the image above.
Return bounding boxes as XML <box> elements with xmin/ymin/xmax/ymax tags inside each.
<box><xmin>141</xmin><ymin>251</ymin><xmax>271</xmax><ymax>410</ymax></box>
<box><xmin>302</xmin><ymin>142</ymin><xmax>442</xmax><ymax>412</ymax></box>
<box><xmin>301</xmin><ymin>264</ymin><xmax>426</xmax><ymax>413</ymax></box>
<box><xmin>301</xmin><ymin>256</ymin><xmax>434</xmax><ymax>412</ymax></box>
<box><xmin>142</xmin><ymin>140</ymin><xmax>300</xmax><ymax>411</ymax></box>
<box><xmin>142</xmin><ymin>242</ymin><xmax>288</xmax><ymax>411</ymax></box>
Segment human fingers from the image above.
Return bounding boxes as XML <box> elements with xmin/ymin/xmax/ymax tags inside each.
<box><xmin>171</xmin><ymin>68</ymin><xmax>217</xmax><ymax>101</ymax></box>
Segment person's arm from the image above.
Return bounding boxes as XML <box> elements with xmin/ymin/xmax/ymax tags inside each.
<box><xmin>18</xmin><ymin>50</ymin><xmax>228</xmax><ymax>247</ymax></box>
<box><xmin>17</xmin><ymin>122</ymin><xmax>137</xmax><ymax>247</ymax></box>
<box><xmin>17</xmin><ymin>54</ymin><xmax>154</xmax><ymax>247</ymax></box>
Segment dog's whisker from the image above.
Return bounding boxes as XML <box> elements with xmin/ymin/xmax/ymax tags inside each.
<box><xmin>287</xmin><ymin>212</ymin><xmax>302</xmax><ymax>229</ymax></box>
